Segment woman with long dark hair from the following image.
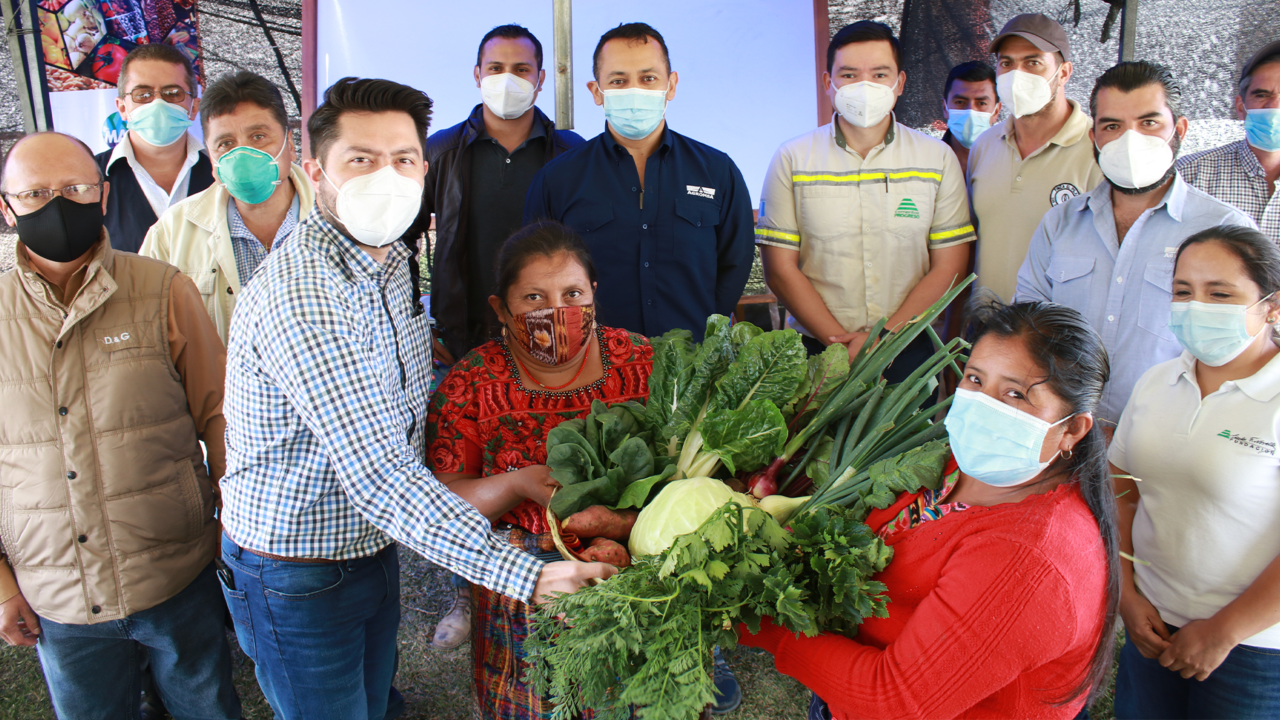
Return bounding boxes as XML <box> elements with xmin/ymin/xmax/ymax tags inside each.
<box><xmin>740</xmin><ymin>299</ymin><xmax>1120</xmax><ymax>720</ymax></box>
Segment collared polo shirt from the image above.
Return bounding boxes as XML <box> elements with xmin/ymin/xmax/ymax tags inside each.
<box><xmin>226</xmin><ymin>191</ymin><xmax>300</xmax><ymax>287</ymax></box>
<box><xmin>1014</xmin><ymin>174</ymin><xmax>1257</xmax><ymax>424</ymax></box>
<box><xmin>107</xmin><ymin>132</ymin><xmax>204</xmax><ymax>220</ymax></box>
<box><xmin>1111</xmin><ymin>348</ymin><xmax>1280</xmax><ymax>648</ymax></box>
<box><xmin>524</xmin><ymin>124</ymin><xmax>755</xmax><ymax>340</ymax></box>
<box><xmin>1178</xmin><ymin>139</ymin><xmax>1280</xmax><ymax>243</ymax></box>
<box><xmin>755</xmin><ymin>116</ymin><xmax>975</xmax><ymax>336</ymax></box>
<box><xmin>968</xmin><ymin>100</ymin><xmax>1105</xmax><ymax>300</ymax></box>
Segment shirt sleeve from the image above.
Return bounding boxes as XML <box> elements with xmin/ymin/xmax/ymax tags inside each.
<box><xmin>1013</xmin><ymin>213</ymin><xmax>1057</xmax><ymax>303</ymax></box>
<box><xmin>256</xmin><ymin>292</ymin><xmax>545</xmax><ymax>600</ymax></box>
<box><xmin>739</xmin><ymin>537</ymin><xmax>1084</xmax><ymax>719</ymax></box>
<box><xmin>754</xmin><ymin>145</ymin><xmax>800</xmax><ymax>251</ymax></box>
<box><xmin>168</xmin><ymin>272</ymin><xmax>227</xmax><ymax>480</ymax></box>
<box><xmin>425</xmin><ymin>361</ymin><xmax>485</xmax><ymax>474</ymax></box>
<box><xmin>714</xmin><ymin>158</ymin><xmax>756</xmax><ymax>316</ymax></box>
<box><xmin>928</xmin><ymin>148</ymin><xmax>977</xmax><ymax>249</ymax></box>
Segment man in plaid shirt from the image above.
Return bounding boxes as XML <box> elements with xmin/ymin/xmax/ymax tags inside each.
<box><xmin>218</xmin><ymin>77</ymin><xmax>614</xmax><ymax>719</ymax></box>
<box><xmin>1178</xmin><ymin>40</ymin><xmax>1280</xmax><ymax>243</ymax></box>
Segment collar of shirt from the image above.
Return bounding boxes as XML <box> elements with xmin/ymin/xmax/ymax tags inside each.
<box><xmin>227</xmin><ymin>190</ymin><xmax>301</xmax><ymax>248</ymax></box>
<box><xmin>1081</xmin><ymin>171</ymin><xmax>1190</xmax><ymax>223</ymax></box>
<box><xmin>16</xmin><ymin>231</ymin><xmax>113</xmax><ymax>308</ymax></box>
<box><xmin>1000</xmin><ymin>99</ymin><xmax>1092</xmax><ymax>149</ymax></box>
<box><xmin>831</xmin><ymin>112</ymin><xmax>897</xmax><ymax>154</ymax></box>
<box><xmin>106</xmin><ymin>132</ymin><xmax>203</xmax><ymax>218</ymax></box>
<box><xmin>605</xmin><ymin>122</ymin><xmax>673</xmax><ymax>160</ymax></box>
<box><xmin>106</xmin><ymin>131</ymin><xmax>201</xmax><ymax>174</ymax></box>
<box><xmin>296</xmin><ymin>205</ymin><xmax>412</xmax><ymax>285</ymax></box>
<box><xmin>1170</xmin><ymin>346</ymin><xmax>1280</xmax><ymax>402</ymax></box>
<box><xmin>477</xmin><ymin>115</ymin><xmax>546</xmax><ymax>152</ymax></box>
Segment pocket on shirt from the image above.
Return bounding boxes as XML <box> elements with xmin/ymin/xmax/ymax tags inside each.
<box><xmin>1137</xmin><ymin>261</ymin><xmax>1176</xmax><ymax>342</ymax></box>
<box><xmin>1044</xmin><ymin>255</ymin><xmax>1096</xmax><ymax>310</ymax></box>
<box><xmin>885</xmin><ymin>189</ymin><xmax>935</xmax><ymax>248</ymax></box>
<box><xmin>671</xmin><ymin>197</ymin><xmax>720</xmax><ymax>259</ymax></box>
<box><xmin>797</xmin><ymin>185</ymin><xmax>853</xmax><ymax>244</ymax></box>
<box><xmin>568</xmin><ymin>202</ymin><xmax>615</xmax><ymax>234</ymax></box>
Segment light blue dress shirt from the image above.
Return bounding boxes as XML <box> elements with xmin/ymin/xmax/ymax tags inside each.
<box><xmin>1015</xmin><ymin>173</ymin><xmax>1258</xmax><ymax>425</ymax></box>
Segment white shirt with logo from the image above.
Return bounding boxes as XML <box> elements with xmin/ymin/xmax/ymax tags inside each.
<box><xmin>1111</xmin><ymin>348</ymin><xmax>1280</xmax><ymax>648</ymax></box>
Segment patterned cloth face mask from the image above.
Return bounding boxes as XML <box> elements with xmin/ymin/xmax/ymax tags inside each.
<box><xmin>508</xmin><ymin>305</ymin><xmax>596</xmax><ymax>365</ymax></box>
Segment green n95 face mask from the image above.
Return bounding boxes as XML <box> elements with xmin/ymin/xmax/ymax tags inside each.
<box><xmin>215</xmin><ymin>138</ymin><xmax>287</xmax><ymax>205</ymax></box>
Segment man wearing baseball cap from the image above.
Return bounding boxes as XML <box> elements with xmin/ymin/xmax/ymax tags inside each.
<box><xmin>966</xmin><ymin>13</ymin><xmax>1104</xmax><ymax>301</ymax></box>
<box><xmin>1177</xmin><ymin>39</ymin><xmax>1280</xmax><ymax>243</ymax></box>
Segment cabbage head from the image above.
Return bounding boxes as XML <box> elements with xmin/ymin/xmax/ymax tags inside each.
<box><xmin>628</xmin><ymin>477</ymin><xmax>758</xmax><ymax>557</ymax></box>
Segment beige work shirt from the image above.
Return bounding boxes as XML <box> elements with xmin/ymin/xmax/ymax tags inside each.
<box><xmin>966</xmin><ymin>99</ymin><xmax>1105</xmax><ymax>301</ymax></box>
<box><xmin>756</xmin><ymin>116</ymin><xmax>975</xmax><ymax>336</ymax></box>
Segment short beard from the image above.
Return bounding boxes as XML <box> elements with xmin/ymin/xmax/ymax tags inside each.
<box><xmin>1097</xmin><ymin>129</ymin><xmax>1183</xmax><ymax>196</ymax></box>
<box><xmin>316</xmin><ymin>178</ymin><xmax>356</xmax><ymax>240</ymax></box>
<box><xmin>1023</xmin><ymin>83</ymin><xmax>1060</xmax><ymax>120</ymax></box>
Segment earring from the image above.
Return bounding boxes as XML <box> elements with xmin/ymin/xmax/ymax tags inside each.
<box><xmin>1061</xmin><ymin>447</ymin><xmax>1073</xmax><ymax>460</ymax></box>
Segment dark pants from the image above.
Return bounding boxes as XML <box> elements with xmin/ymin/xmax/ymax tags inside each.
<box><xmin>808</xmin><ymin>693</ymin><xmax>832</xmax><ymax>720</ymax></box>
<box><xmin>1115</xmin><ymin>623</ymin><xmax>1280</xmax><ymax>719</ymax></box>
<box><xmin>36</xmin><ymin>562</ymin><xmax>241</xmax><ymax>720</ymax></box>
<box><xmin>218</xmin><ymin>534</ymin><xmax>400</xmax><ymax>720</ymax></box>
<box><xmin>801</xmin><ymin>331</ymin><xmax>937</xmax><ymax>386</ymax></box>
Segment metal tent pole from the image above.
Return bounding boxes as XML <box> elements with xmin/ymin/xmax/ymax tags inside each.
<box><xmin>2</xmin><ymin>0</ymin><xmax>48</xmax><ymax>133</ymax></box>
<box><xmin>553</xmin><ymin>0</ymin><xmax>572</xmax><ymax>130</ymax></box>
<box><xmin>1119</xmin><ymin>0</ymin><xmax>1139</xmax><ymax>62</ymax></box>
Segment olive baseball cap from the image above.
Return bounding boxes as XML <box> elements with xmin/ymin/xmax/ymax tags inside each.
<box><xmin>1241</xmin><ymin>39</ymin><xmax>1280</xmax><ymax>83</ymax></box>
<box><xmin>990</xmin><ymin>13</ymin><xmax>1072</xmax><ymax>62</ymax></box>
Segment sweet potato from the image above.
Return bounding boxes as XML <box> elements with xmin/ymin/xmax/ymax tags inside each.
<box><xmin>579</xmin><ymin>537</ymin><xmax>631</xmax><ymax>568</ymax></box>
<box><xmin>561</xmin><ymin>505</ymin><xmax>639</xmax><ymax>542</ymax></box>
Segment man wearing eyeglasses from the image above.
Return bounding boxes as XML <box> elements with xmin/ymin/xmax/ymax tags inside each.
<box><xmin>0</xmin><ymin>132</ymin><xmax>239</xmax><ymax>718</ymax></box>
<box><xmin>95</xmin><ymin>43</ymin><xmax>214</xmax><ymax>253</ymax></box>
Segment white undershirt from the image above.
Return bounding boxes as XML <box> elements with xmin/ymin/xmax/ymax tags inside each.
<box><xmin>1110</xmin><ymin>348</ymin><xmax>1280</xmax><ymax>648</ymax></box>
<box><xmin>107</xmin><ymin>132</ymin><xmax>202</xmax><ymax>220</ymax></box>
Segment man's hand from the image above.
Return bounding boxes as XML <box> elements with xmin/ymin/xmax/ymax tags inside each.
<box><xmin>0</xmin><ymin>592</ymin><xmax>41</xmax><ymax>647</ymax></box>
<box><xmin>530</xmin><ymin>560</ymin><xmax>619</xmax><ymax>605</ymax></box>
<box><xmin>1119</xmin><ymin>589</ymin><xmax>1171</xmax><ymax>659</ymax></box>
<box><xmin>517</xmin><ymin>465</ymin><xmax>560</xmax><ymax>508</ymax></box>
<box><xmin>1160</xmin><ymin>618</ymin><xmax>1237</xmax><ymax>680</ymax></box>
<box><xmin>829</xmin><ymin>330</ymin><xmax>871</xmax><ymax>362</ymax></box>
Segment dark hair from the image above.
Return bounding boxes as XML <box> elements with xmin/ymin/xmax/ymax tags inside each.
<box><xmin>119</xmin><ymin>43</ymin><xmax>197</xmax><ymax>97</ymax></box>
<box><xmin>1176</xmin><ymin>225</ymin><xmax>1280</xmax><ymax>302</ymax></box>
<box><xmin>593</xmin><ymin>23</ymin><xmax>670</xmax><ymax>80</ymax></box>
<box><xmin>477</xmin><ymin>24</ymin><xmax>543</xmax><ymax>71</ymax></box>
<box><xmin>199</xmin><ymin>71</ymin><xmax>288</xmax><ymax>139</ymax></box>
<box><xmin>943</xmin><ymin>61</ymin><xmax>997</xmax><ymax>100</ymax></box>
<box><xmin>308</xmin><ymin>77</ymin><xmax>433</xmax><ymax>162</ymax></box>
<box><xmin>495</xmin><ymin>221</ymin><xmax>598</xmax><ymax>309</ymax></box>
<box><xmin>827</xmin><ymin>21</ymin><xmax>901</xmax><ymax>75</ymax></box>
<box><xmin>964</xmin><ymin>297</ymin><xmax>1119</xmax><ymax>708</ymax></box>
<box><xmin>1090</xmin><ymin>61</ymin><xmax>1182</xmax><ymax>120</ymax></box>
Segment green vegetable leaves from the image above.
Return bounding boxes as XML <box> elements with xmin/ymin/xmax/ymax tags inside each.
<box><xmin>546</xmin><ymin>400</ymin><xmax>673</xmax><ymax>518</ymax></box>
<box><xmin>699</xmin><ymin>399</ymin><xmax>788</xmax><ymax>475</ymax></box>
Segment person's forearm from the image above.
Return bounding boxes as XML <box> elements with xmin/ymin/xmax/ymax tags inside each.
<box><xmin>1211</xmin><ymin>553</ymin><xmax>1280</xmax><ymax>645</ymax></box>
<box><xmin>763</xmin><ymin>258</ymin><xmax>846</xmax><ymax>343</ymax></box>
<box><xmin>201</xmin><ymin>414</ymin><xmax>227</xmax><ymax>486</ymax></box>
<box><xmin>438</xmin><ymin>470</ymin><xmax>529</xmax><ymax>523</ymax></box>
<box><xmin>1112</xmin><ymin>465</ymin><xmax>1140</xmax><ymax>592</ymax></box>
<box><xmin>0</xmin><ymin>558</ymin><xmax>19</xmax><ymax>605</ymax></box>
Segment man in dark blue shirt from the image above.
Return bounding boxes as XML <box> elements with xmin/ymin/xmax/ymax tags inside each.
<box><xmin>523</xmin><ymin>22</ymin><xmax>754</xmax><ymax>341</ymax></box>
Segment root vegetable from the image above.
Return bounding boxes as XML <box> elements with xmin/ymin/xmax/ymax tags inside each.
<box><xmin>579</xmin><ymin>537</ymin><xmax>632</xmax><ymax>567</ymax></box>
<box><xmin>561</xmin><ymin>505</ymin><xmax>639</xmax><ymax>541</ymax></box>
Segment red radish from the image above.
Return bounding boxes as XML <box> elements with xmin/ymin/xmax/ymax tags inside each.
<box><xmin>747</xmin><ymin>471</ymin><xmax>778</xmax><ymax>499</ymax></box>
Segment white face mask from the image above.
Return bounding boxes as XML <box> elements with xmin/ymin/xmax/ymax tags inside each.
<box><xmin>833</xmin><ymin>78</ymin><xmax>899</xmax><ymax>128</ymax></box>
<box><xmin>996</xmin><ymin>69</ymin><xmax>1053</xmax><ymax>118</ymax></box>
<box><xmin>1095</xmin><ymin>128</ymin><xmax>1175</xmax><ymax>190</ymax></box>
<box><xmin>480</xmin><ymin>72</ymin><xmax>537</xmax><ymax>120</ymax></box>
<box><xmin>320</xmin><ymin>165</ymin><xmax>422</xmax><ymax>247</ymax></box>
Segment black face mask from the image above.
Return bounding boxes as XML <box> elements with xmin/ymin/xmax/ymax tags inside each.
<box><xmin>13</xmin><ymin>195</ymin><xmax>104</xmax><ymax>263</ymax></box>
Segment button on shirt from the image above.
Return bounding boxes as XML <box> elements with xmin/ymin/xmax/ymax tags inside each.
<box><xmin>1110</xmin><ymin>348</ymin><xmax>1280</xmax><ymax>648</ymax></box>
<box><xmin>107</xmin><ymin>133</ymin><xmax>204</xmax><ymax>220</ymax></box>
<box><xmin>524</xmin><ymin>125</ymin><xmax>755</xmax><ymax>340</ymax></box>
<box><xmin>1015</xmin><ymin>174</ymin><xmax>1258</xmax><ymax>423</ymax></box>
<box><xmin>220</xmin><ymin>207</ymin><xmax>542</xmax><ymax>600</ymax></box>
<box><xmin>226</xmin><ymin>192</ymin><xmax>299</xmax><ymax>287</ymax></box>
<box><xmin>755</xmin><ymin>117</ymin><xmax>975</xmax><ymax>336</ymax></box>
<box><xmin>1178</xmin><ymin>139</ymin><xmax>1280</xmax><ymax>243</ymax></box>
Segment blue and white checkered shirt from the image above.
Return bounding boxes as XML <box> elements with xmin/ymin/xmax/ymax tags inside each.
<box><xmin>220</xmin><ymin>205</ymin><xmax>543</xmax><ymax>601</ymax></box>
<box><xmin>226</xmin><ymin>193</ymin><xmax>299</xmax><ymax>287</ymax></box>
<box><xmin>1178</xmin><ymin>140</ymin><xmax>1280</xmax><ymax>244</ymax></box>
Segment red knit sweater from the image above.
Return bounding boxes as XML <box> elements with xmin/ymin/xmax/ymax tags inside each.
<box><xmin>739</xmin><ymin>471</ymin><xmax>1108</xmax><ymax>719</ymax></box>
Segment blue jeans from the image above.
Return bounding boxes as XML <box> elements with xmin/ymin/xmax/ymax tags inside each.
<box><xmin>1115</xmin><ymin>623</ymin><xmax>1280</xmax><ymax>719</ymax></box>
<box><xmin>219</xmin><ymin>534</ymin><xmax>400</xmax><ymax>720</ymax></box>
<box><xmin>36</xmin><ymin>561</ymin><xmax>240</xmax><ymax>720</ymax></box>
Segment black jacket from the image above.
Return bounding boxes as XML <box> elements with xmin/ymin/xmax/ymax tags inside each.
<box><xmin>420</xmin><ymin>104</ymin><xmax>584</xmax><ymax>361</ymax></box>
<box><xmin>94</xmin><ymin>145</ymin><xmax>214</xmax><ymax>253</ymax></box>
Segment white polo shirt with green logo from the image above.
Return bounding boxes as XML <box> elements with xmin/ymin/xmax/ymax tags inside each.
<box><xmin>755</xmin><ymin>115</ymin><xmax>975</xmax><ymax>337</ymax></box>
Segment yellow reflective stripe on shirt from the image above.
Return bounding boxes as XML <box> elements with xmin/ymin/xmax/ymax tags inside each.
<box><xmin>792</xmin><ymin>172</ymin><xmax>886</xmax><ymax>183</ymax></box>
<box><xmin>929</xmin><ymin>224</ymin><xmax>976</xmax><ymax>241</ymax></box>
<box><xmin>791</xmin><ymin>169</ymin><xmax>943</xmax><ymax>184</ymax></box>
<box><xmin>755</xmin><ymin>228</ymin><xmax>801</xmax><ymax>243</ymax></box>
<box><xmin>888</xmin><ymin>170</ymin><xmax>942</xmax><ymax>182</ymax></box>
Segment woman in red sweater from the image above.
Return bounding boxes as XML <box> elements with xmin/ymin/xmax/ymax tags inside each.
<box><xmin>740</xmin><ymin>300</ymin><xmax>1120</xmax><ymax>719</ymax></box>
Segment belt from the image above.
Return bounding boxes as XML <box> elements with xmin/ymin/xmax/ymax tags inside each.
<box><xmin>243</xmin><ymin>547</ymin><xmax>340</xmax><ymax>564</ymax></box>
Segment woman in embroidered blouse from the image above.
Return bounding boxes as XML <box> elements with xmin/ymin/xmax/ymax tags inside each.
<box><xmin>740</xmin><ymin>300</ymin><xmax>1120</xmax><ymax>720</ymax></box>
<box><xmin>425</xmin><ymin>220</ymin><xmax>653</xmax><ymax>719</ymax></box>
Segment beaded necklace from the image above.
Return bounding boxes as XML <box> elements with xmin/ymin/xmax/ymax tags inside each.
<box><xmin>501</xmin><ymin>328</ymin><xmax>612</xmax><ymax>398</ymax></box>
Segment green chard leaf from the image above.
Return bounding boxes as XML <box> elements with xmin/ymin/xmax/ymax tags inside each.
<box><xmin>609</xmin><ymin>435</ymin><xmax>656</xmax><ymax>483</ymax></box>
<box><xmin>698</xmin><ymin>399</ymin><xmax>788</xmax><ymax>475</ymax></box>
<box><xmin>614</xmin><ymin>465</ymin><xmax>679</xmax><ymax>509</ymax></box>
<box><xmin>643</xmin><ymin>329</ymin><xmax>695</xmax><ymax>436</ymax></box>
<box><xmin>859</xmin><ymin>439</ymin><xmax>950</xmax><ymax>517</ymax></box>
<box><xmin>786</xmin><ymin>342</ymin><xmax>852</xmax><ymax>423</ymax></box>
<box><xmin>546</xmin><ymin>442</ymin><xmax>596</xmax><ymax>487</ymax></box>
<box><xmin>707</xmin><ymin>330</ymin><xmax>808</xmax><ymax>415</ymax></box>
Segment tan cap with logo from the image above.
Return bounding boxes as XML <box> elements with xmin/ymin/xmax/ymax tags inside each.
<box><xmin>990</xmin><ymin>13</ymin><xmax>1072</xmax><ymax>63</ymax></box>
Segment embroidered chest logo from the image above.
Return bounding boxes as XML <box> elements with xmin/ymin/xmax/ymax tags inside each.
<box><xmin>686</xmin><ymin>185</ymin><xmax>716</xmax><ymax>200</ymax></box>
<box><xmin>103</xmin><ymin>332</ymin><xmax>131</xmax><ymax>345</ymax></box>
<box><xmin>94</xmin><ymin>324</ymin><xmax>149</xmax><ymax>352</ymax></box>
<box><xmin>1217</xmin><ymin>429</ymin><xmax>1277</xmax><ymax>456</ymax></box>
<box><xmin>1050</xmin><ymin>183</ymin><xmax>1080</xmax><ymax>207</ymax></box>
<box><xmin>894</xmin><ymin>198</ymin><xmax>920</xmax><ymax>219</ymax></box>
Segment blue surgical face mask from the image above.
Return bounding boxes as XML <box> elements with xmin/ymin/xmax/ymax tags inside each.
<box><xmin>944</xmin><ymin>388</ymin><xmax>1074</xmax><ymax>488</ymax></box>
<box><xmin>945</xmin><ymin>108</ymin><xmax>993</xmax><ymax>149</ymax></box>
<box><xmin>602</xmin><ymin>86</ymin><xmax>668</xmax><ymax>140</ymax></box>
<box><xmin>1168</xmin><ymin>296</ymin><xmax>1273</xmax><ymax>367</ymax></box>
<box><xmin>127</xmin><ymin>99</ymin><xmax>194</xmax><ymax>148</ymax></box>
<box><xmin>1244</xmin><ymin>109</ymin><xmax>1280</xmax><ymax>153</ymax></box>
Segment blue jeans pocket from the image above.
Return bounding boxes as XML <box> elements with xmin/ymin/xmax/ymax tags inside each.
<box><xmin>221</xmin><ymin>587</ymin><xmax>256</xmax><ymax>658</ymax></box>
<box><xmin>262</xmin><ymin>563</ymin><xmax>345</xmax><ymax>601</ymax></box>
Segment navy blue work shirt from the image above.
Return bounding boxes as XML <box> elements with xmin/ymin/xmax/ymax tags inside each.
<box><xmin>523</xmin><ymin>124</ymin><xmax>755</xmax><ymax>340</ymax></box>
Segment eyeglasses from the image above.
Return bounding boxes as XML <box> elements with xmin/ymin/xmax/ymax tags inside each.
<box><xmin>125</xmin><ymin>86</ymin><xmax>193</xmax><ymax>104</ymax></box>
<box><xmin>3</xmin><ymin>183</ymin><xmax>103</xmax><ymax>212</ymax></box>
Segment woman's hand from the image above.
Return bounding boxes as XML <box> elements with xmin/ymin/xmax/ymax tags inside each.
<box><xmin>1159</xmin><ymin>619</ymin><xmax>1238</xmax><ymax>680</ymax></box>
<box><xmin>516</xmin><ymin>465</ymin><xmax>560</xmax><ymax>508</ymax></box>
<box><xmin>530</xmin><ymin>560</ymin><xmax>618</xmax><ymax>604</ymax></box>
<box><xmin>829</xmin><ymin>331</ymin><xmax>871</xmax><ymax>362</ymax></box>
<box><xmin>1119</xmin><ymin>587</ymin><xmax>1172</xmax><ymax>658</ymax></box>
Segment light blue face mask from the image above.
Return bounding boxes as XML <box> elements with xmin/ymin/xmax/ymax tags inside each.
<box><xmin>127</xmin><ymin>99</ymin><xmax>194</xmax><ymax>148</ymax></box>
<box><xmin>1168</xmin><ymin>296</ymin><xmax>1272</xmax><ymax>367</ymax></box>
<box><xmin>945</xmin><ymin>108</ymin><xmax>993</xmax><ymax>149</ymax></box>
<box><xmin>601</xmin><ymin>86</ymin><xmax>668</xmax><ymax>140</ymax></box>
<box><xmin>1245</xmin><ymin>109</ymin><xmax>1280</xmax><ymax>153</ymax></box>
<box><xmin>944</xmin><ymin>388</ymin><xmax>1074</xmax><ymax>488</ymax></box>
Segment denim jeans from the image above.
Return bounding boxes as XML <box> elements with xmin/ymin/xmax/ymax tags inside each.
<box><xmin>219</xmin><ymin>533</ymin><xmax>400</xmax><ymax>720</ymax></box>
<box><xmin>36</xmin><ymin>561</ymin><xmax>240</xmax><ymax>720</ymax></box>
<box><xmin>808</xmin><ymin>693</ymin><xmax>832</xmax><ymax>720</ymax></box>
<box><xmin>1115</xmin><ymin>623</ymin><xmax>1280</xmax><ymax>719</ymax></box>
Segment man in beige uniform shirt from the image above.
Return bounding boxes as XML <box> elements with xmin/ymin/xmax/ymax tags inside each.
<box><xmin>0</xmin><ymin>133</ymin><xmax>238</xmax><ymax>718</ymax></box>
<box><xmin>967</xmin><ymin>13</ymin><xmax>1104</xmax><ymax>300</ymax></box>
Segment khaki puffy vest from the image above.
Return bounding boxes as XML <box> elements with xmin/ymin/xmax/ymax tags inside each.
<box><xmin>0</xmin><ymin>244</ymin><xmax>216</xmax><ymax>625</ymax></box>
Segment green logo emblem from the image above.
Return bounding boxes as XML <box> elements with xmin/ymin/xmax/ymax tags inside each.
<box><xmin>1218</xmin><ymin>429</ymin><xmax>1232</xmax><ymax>438</ymax></box>
<box><xmin>894</xmin><ymin>198</ymin><xmax>920</xmax><ymax>219</ymax></box>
